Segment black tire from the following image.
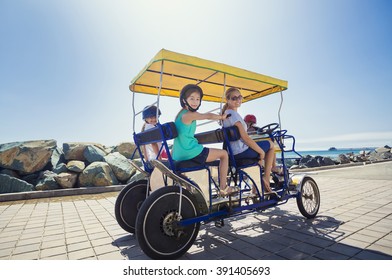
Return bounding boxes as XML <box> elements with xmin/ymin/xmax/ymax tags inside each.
<box><xmin>115</xmin><ymin>179</ymin><xmax>148</xmax><ymax>233</ymax></box>
<box><xmin>136</xmin><ymin>187</ymin><xmax>200</xmax><ymax>259</ymax></box>
<box><xmin>296</xmin><ymin>177</ymin><xmax>320</xmax><ymax>219</ymax></box>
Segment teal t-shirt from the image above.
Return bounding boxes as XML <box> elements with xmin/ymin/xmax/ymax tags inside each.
<box><xmin>172</xmin><ymin>110</ymin><xmax>203</xmax><ymax>161</ymax></box>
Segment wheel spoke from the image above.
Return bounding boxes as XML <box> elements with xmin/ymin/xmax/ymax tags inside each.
<box><xmin>297</xmin><ymin>178</ymin><xmax>320</xmax><ymax>219</ymax></box>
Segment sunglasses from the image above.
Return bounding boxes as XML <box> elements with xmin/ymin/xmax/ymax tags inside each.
<box><xmin>230</xmin><ymin>95</ymin><xmax>243</xmax><ymax>101</ymax></box>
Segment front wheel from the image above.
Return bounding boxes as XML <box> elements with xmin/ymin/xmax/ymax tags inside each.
<box><xmin>136</xmin><ymin>186</ymin><xmax>200</xmax><ymax>259</ymax></box>
<box><xmin>115</xmin><ymin>179</ymin><xmax>148</xmax><ymax>233</ymax></box>
<box><xmin>296</xmin><ymin>177</ymin><xmax>320</xmax><ymax>219</ymax></box>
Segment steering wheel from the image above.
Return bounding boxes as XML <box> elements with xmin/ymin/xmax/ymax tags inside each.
<box><xmin>257</xmin><ymin>123</ymin><xmax>280</xmax><ymax>135</ymax></box>
<box><xmin>273</xmin><ymin>129</ymin><xmax>287</xmax><ymax>138</ymax></box>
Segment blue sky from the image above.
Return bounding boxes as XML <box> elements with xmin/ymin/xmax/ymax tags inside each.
<box><xmin>1</xmin><ymin>0</ymin><xmax>391</xmax><ymax>150</ymax></box>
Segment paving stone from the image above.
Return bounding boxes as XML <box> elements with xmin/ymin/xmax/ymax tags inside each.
<box><xmin>354</xmin><ymin>250</ymin><xmax>392</xmax><ymax>260</ymax></box>
<box><xmin>68</xmin><ymin>248</ymin><xmax>96</xmax><ymax>260</ymax></box>
<box><xmin>96</xmin><ymin>250</ymin><xmax>126</xmax><ymax>260</ymax></box>
<box><xmin>255</xmin><ymin>239</ymin><xmax>287</xmax><ymax>252</ymax></box>
<box><xmin>40</xmin><ymin>245</ymin><xmax>67</xmax><ymax>258</ymax></box>
<box><xmin>259</xmin><ymin>253</ymin><xmax>287</xmax><ymax>260</ymax></box>
<box><xmin>0</xmin><ymin>247</ymin><xmax>13</xmax><ymax>258</ymax></box>
<box><xmin>41</xmin><ymin>254</ymin><xmax>68</xmax><ymax>260</ymax></box>
<box><xmin>366</xmin><ymin>244</ymin><xmax>392</xmax><ymax>256</ymax></box>
<box><xmin>41</xmin><ymin>239</ymin><xmax>65</xmax><ymax>249</ymax></box>
<box><xmin>312</xmin><ymin>249</ymin><xmax>350</xmax><ymax>260</ymax></box>
<box><xmin>291</xmin><ymin>242</ymin><xmax>324</xmax><ymax>255</ymax></box>
<box><xmin>66</xmin><ymin>235</ymin><xmax>89</xmax><ymax>244</ymax></box>
<box><xmin>0</xmin><ymin>165</ymin><xmax>392</xmax><ymax>261</ymax></box>
<box><xmin>240</xmin><ymin>245</ymin><xmax>271</xmax><ymax>259</ymax></box>
<box><xmin>10</xmin><ymin>250</ymin><xmax>40</xmax><ymax>260</ymax></box>
<box><xmin>94</xmin><ymin>244</ymin><xmax>119</xmax><ymax>256</ymax></box>
<box><xmin>325</xmin><ymin>243</ymin><xmax>362</xmax><ymax>257</ymax></box>
<box><xmin>12</xmin><ymin>243</ymin><xmax>41</xmax><ymax>255</ymax></box>
<box><xmin>186</xmin><ymin>250</ymin><xmax>220</xmax><ymax>260</ymax></box>
<box><xmin>67</xmin><ymin>241</ymin><xmax>92</xmax><ymax>252</ymax></box>
<box><xmin>90</xmin><ymin>237</ymin><xmax>114</xmax><ymax>247</ymax></box>
<box><xmin>303</xmin><ymin>236</ymin><xmax>335</xmax><ymax>248</ymax></box>
<box><xmin>277</xmin><ymin>247</ymin><xmax>311</xmax><ymax>260</ymax></box>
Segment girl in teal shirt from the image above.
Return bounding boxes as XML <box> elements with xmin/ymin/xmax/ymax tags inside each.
<box><xmin>173</xmin><ymin>84</ymin><xmax>238</xmax><ymax>197</ymax></box>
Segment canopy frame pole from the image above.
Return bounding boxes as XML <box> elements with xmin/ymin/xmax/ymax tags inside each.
<box><xmin>277</xmin><ymin>90</ymin><xmax>285</xmax><ymax>149</ymax></box>
<box><xmin>195</xmin><ymin>71</ymin><xmax>219</xmax><ymax>86</ymax></box>
<box><xmin>156</xmin><ymin>60</ymin><xmax>164</xmax><ymax>121</ymax></box>
<box><xmin>132</xmin><ymin>90</ymin><xmax>136</xmax><ymax>133</ymax></box>
<box><xmin>219</xmin><ymin>73</ymin><xmax>227</xmax><ymax>127</ymax></box>
<box><xmin>278</xmin><ymin>91</ymin><xmax>283</xmax><ymax>129</ymax></box>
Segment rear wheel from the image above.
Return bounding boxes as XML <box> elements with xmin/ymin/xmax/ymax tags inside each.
<box><xmin>296</xmin><ymin>177</ymin><xmax>320</xmax><ymax>219</ymax></box>
<box><xmin>136</xmin><ymin>186</ymin><xmax>200</xmax><ymax>259</ymax></box>
<box><xmin>115</xmin><ymin>179</ymin><xmax>148</xmax><ymax>233</ymax></box>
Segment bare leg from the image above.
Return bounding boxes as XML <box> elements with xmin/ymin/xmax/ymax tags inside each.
<box><xmin>258</xmin><ymin>140</ymin><xmax>275</xmax><ymax>193</ymax></box>
<box><xmin>263</xmin><ymin>146</ymin><xmax>275</xmax><ymax>192</ymax></box>
<box><xmin>206</xmin><ymin>148</ymin><xmax>229</xmax><ymax>191</ymax></box>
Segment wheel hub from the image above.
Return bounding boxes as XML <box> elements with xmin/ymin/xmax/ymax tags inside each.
<box><xmin>303</xmin><ymin>193</ymin><xmax>314</xmax><ymax>200</ymax></box>
<box><xmin>162</xmin><ymin>211</ymin><xmax>182</xmax><ymax>237</ymax></box>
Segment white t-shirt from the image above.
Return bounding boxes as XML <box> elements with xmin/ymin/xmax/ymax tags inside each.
<box><xmin>222</xmin><ymin>109</ymin><xmax>248</xmax><ymax>155</ymax></box>
<box><xmin>144</xmin><ymin>123</ymin><xmax>163</xmax><ymax>161</ymax></box>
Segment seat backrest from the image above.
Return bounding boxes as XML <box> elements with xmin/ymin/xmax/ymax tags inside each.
<box><xmin>194</xmin><ymin>126</ymin><xmax>240</xmax><ymax>145</ymax></box>
<box><xmin>133</xmin><ymin>122</ymin><xmax>177</xmax><ymax>146</ymax></box>
<box><xmin>223</xmin><ymin>125</ymin><xmax>241</xmax><ymax>141</ymax></box>
<box><xmin>194</xmin><ymin>129</ymin><xmax>224</xmax><ymax>144</ymax></box>
<box><xmin>222</xmin><ymin>125</ymin><xmax>259</xmax><ymax>168</ymax></box>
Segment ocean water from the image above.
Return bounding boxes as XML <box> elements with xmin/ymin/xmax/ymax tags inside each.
<box><xmin>278</xmin><ymin>148</ymin><xmax>375</xmax><ymax>160</ymax></box>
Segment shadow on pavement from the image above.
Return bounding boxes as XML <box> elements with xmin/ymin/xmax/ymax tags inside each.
<box><xmin>114</xmin><ymin>207</ymin><xmax>392</xmax><ymax>260</ymax></box>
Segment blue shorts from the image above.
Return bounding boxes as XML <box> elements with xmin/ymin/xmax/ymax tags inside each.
<box><xmin>234</xmin><ymin>141</ymin><xmax>271</xmax><ymax>160</ymax></box>
<box><xmin>189</xmin><ymin>147</ymin><xmax>209</xmax><ymax>164</ymax></box>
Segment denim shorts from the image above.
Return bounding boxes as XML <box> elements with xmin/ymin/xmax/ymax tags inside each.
<box><xmin>234</xmin><ymin>140</ymin><xmax>271</xmax><ymax>160</ymax></box>
<box><xmin>189</xmin><ymin>147</ymin><xmax>210</xmax><ymax>164</ymax></box>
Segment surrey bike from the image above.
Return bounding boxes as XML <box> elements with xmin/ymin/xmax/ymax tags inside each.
<box><xmin>114</xmin><ymin>49</ymin><xmax>320</xmax><ymax>259</ymax></box>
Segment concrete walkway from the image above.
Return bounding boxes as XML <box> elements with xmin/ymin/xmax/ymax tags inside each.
<box><xmin>0</xmin><ymin>162</ymin><xmax>391</xmax><ymax>260</ymax></box>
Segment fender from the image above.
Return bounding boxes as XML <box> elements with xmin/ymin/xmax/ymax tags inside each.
<box><xmin>289</xmin><ymin>173</ymin><xmax>315</xmax><ymax>192</ymax></box>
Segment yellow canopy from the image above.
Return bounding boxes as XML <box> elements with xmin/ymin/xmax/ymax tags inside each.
<box><xmin>129</xmin><ymin>49</ymin><xmax>288</xmax><ymax>103</ymax></box>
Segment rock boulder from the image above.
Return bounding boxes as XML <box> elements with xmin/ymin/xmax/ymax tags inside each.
<box><xmin>84</xmin><ymin>145</ymin><xmax>107</xmax><ymax>163</ymax></box>
<box><xmin>63</xmin><ymin>142</ymin><xmax>105</xmax><ymax>161</ymax></box>
<box><xmin>337</xmin><ymin>154</ymin><xmax>350</xmax><ymax>164</ymax></box>
<box><xmin>66</xmin><ymin>160</ymin><xmax>85</xmax><ymax>173</ymax></box>
<box><xmin>0</xmin><ymin>140</ymin><xmax>57</xmax><ymax>174</ymax></box>
<box><xmin>104</xmin><ymin>152</ymin><xmax>135</xmax><ymax>182</ymax></box>
<box><xmin>35</xmin><ymin>171</ymin><xmax>61</xmax><ymax>191</ymax></box>
<box><xmin>0</xmin><ymin>174</ymin><xmax>34</xmax><ymax>194</ymax></box>
<box><xmin>55</xmin><ymin>172</ymin><xmax>78</xmax><ymax>189</ymax></box>
<box><xmin>78</xmin><ymin>162</ymin><xmax>118</xmax><ymax>187</ymax></box>
<box><xmin>112</xmin><ymin>142</ymin><xmax>137</xmax><ymax>159</ymax></box>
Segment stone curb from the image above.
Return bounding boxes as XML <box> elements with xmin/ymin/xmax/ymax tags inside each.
<box><xmin>0</xmin><ymin>185</ymin><xmax>125</xmax><ymax>202</ymax></box>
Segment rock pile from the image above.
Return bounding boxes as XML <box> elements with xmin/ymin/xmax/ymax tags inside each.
<box><xmin>0</xmin><ymin>140</ymin><xmax>140</xmax><ymax>194</ymax></box>
<box><xmin>291</xmin><ymin>145</ymin><xmax>392</xmax><ymax>169</ymax></box>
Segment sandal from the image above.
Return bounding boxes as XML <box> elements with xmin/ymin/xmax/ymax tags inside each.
<box><xmin>219</xmin><ymin>186</ymin><xmax>240</xmax><ymax>197</ymax></box>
